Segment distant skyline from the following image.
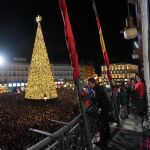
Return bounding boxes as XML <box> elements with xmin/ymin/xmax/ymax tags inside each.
<box><xmin>0</xmin><ymin>0</ymin><xmax>134</xmax><ymax>74</ymax></box>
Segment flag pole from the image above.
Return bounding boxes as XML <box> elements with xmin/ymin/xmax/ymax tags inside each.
<box><xmin>58</xmin><ymin>0</ymin><xmax>93</xmax><ymax>149</ymax></box>
<box><xmin>75</xmin><ymin>78</ymin><xmax>93</xmax><ymax>150</ymax></box>
<box><xmin>91</xmin><ymin>0</ymin><xmax>120</xmax><ymax>126</ymax></box>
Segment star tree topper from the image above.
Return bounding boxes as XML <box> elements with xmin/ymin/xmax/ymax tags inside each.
<box><xmin>36</xmin><ymin>15</ymin><xmax>42</xmax><ymax>23</ymax></box>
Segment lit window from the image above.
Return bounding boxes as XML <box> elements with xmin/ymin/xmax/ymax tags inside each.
<box><xmin>21</xmin><ymin>83</ymin><xmax>24</xmax><ymax>86</ymax></box>
<box><xmin>13</xmin><ymin>83</ymin><xmax>16</xmax><ymax>87</ymax></box>
<box><xmin>8</xmin><ymin>83</ymin><xmax>13</xmax><ymax>87</ymax></box>
<box><xmin>17</xmin><ymin>83</ymin><xmax>21</xmax><ymax>87</ymax></box>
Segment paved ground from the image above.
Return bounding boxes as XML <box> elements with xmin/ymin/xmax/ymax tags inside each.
<box><xmin>93</xmin><ymin>114</ymin><xmax>149</xmax><ymax>150</ymax></box>
<box><xmin>121</xmin><ymin>114</ymin><xmax>143</xmax><ymax>132</ymax></box>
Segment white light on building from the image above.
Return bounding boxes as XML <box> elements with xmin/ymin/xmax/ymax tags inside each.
<box><xmin>21</xmin><ymin>87</ymin><xmax>25</xmax><ymax>91</ymax></box>
<box><xmin>8</xmin><ymin>83</ymin><xmax>12</xmax><ymax>87</ymax></box>
<box><xmin>44</xmin><ymin>97</ymin><xmax>47</xmax><ymax>101</ymax></box>
<box><xmin>132</xmin><ymin>54</ymin><xmax>139</xmax><ymax>59</ymax></box>
<box><xmin>13</xmin><ymin>83</ymin><xmax>16</xmax><ymax>87</ymax></box>
<box><xmin>17</xmin><ymin>83</ymin><xmax>21</xmax><ymax>87</ymax></box>
<box><xmin>106</xmin><ymin>85</ymin><xmax>110</xmax><ymax>88</ymax></box>
<box><xmin>21</xmin><ymin>83</ymin><xmax>24</xmax><ymax>86</ymax></box>
<box><xmin>134</xmin><ymin>41</ymin><xmax>139</xmax><ymax>48</ymax></box>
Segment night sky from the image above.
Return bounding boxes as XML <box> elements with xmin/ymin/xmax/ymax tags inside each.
<box><xmin>0</xmin><ymin>0</ymin><xmax>133</xmax><ymax>74</ymax></box>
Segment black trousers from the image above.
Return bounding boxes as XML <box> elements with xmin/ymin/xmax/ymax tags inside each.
<box><xmin>97</xmin><ymin>114</ymin><xmax>110</xmax><ymax>143</ymax></box>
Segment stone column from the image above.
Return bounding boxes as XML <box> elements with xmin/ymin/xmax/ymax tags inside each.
<box><xmin>141</xmin><ymin>0</ymin><xmax>150</xmax><ymax>129</ymax></box>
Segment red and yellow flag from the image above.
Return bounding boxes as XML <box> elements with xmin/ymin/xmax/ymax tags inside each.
<box><xmin>59</xmin><ymin>0</ymin><xmax>80</xmax><ymax>81</ymax></box>
<box><xmin>92</xmin><ymin>0</ymin><xmax>112</xmax><ymax>81</ymax></box>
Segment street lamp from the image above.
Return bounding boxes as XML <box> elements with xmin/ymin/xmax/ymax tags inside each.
<box><xmin>121</xmin><ymin>17</ymin><xmax>138</xmax><ymax>40</ymax></box>
<box><xmin>120</xmin><ymin>0</ymin><xmax>138</xmax><ymax>40</ymax></box>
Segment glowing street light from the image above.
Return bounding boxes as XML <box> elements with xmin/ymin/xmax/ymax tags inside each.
<box><xmin>0</xmin><ymin>56</ymin><xmax>4</xmax><ymax>65</ymax></box>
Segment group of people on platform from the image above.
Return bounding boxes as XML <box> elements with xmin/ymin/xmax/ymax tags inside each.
<box><xmin>114</xmin><ymin>74</ymin><xmax>146</xmax><ymax>120</ymax></box>
<box><xmin>81</xmin><ymin>73</ymin><xmax>147</xmax><ymax>147</ymax></box>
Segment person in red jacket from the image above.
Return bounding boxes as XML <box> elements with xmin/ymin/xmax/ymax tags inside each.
<box><xmin>135</xmin><ymin>77</ymin><xmax>145</xmax><ymax>98</ymax></box>
<box><xmin>81</xmin><ymin>86</ymin><xmax>91</xmax><ymax>108</ymax></box>
<box><xmin>135</xmin><ymin>75</ymin><xmax>146</xmax><ymax>116</ymax></box>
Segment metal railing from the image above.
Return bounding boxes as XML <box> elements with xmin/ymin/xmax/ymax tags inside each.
<box><xmin>27</xmin><ymin>114</ymin><xmax>86</xmax><ymax>150</ymax></box>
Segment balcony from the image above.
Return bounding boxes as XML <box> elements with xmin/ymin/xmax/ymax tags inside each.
<box><xmin>27</xmin><ymin>114</ymin><xmax>86</xmax><ymax>150</ymax></box>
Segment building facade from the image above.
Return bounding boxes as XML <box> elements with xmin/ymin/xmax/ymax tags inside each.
<box><xmin>99</xmin><ymin>63</ymin><xmax>138</xmax><ymax>85</ymax></box>
<box><xmin>0</xmin><ymin>60</ymin><xmax>29</xmax><ymax>84</ymax></box>
<box><xmin>0</xmin><ymin>59</ymin><xmax>138</xmax><ymax>89</ymax></box>
<box><xmin>0</xmin><ymin>58</ymin><xmax>86</xmax><ymax>89</ymax></box>
<box><xmin>51</xmin><ymin>64</ymin><xmax>73</xmax><ymax>81</ymax></box>
<box><xmin>79</xmin><ymin>64</ymin><xmax>95</xmax><ymax>82</ymax></box>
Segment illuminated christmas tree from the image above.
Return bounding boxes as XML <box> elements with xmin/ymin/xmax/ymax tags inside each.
<box><xmin>25</xmin><ymin>15</ymin><xmax>58</xmax><ymax>100</ymax></box>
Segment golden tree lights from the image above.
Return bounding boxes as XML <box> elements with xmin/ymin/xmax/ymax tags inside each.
<box><xmin>25</xmin><ymin>15</ymin><xmax>58</xmax><ymax>100</ymax></box>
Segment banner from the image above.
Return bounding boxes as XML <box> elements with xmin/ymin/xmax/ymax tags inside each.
<box><xmin>59</xmin><ymin>0</ymin><xmax>80</xmax><ymax>81</ymax></box>
<box><xmin>92</xmin><ymin>0</ymin><xmax>112</xmax><ymax>81</ymax></box>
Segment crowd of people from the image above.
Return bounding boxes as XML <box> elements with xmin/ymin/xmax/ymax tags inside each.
<box><xmin>0</xmin><ymin>74</ymin><xmax>147</xmax><ymax>149</ymax></box>
<box><xmin>0</xmin><ymin>89</ymin><xmax>79</xmax><ymax>149</ymax></box>
<box><xmin>113</xmin><ymin>74</ymin><xmax>146</xmax><ymax>120</ymax></box>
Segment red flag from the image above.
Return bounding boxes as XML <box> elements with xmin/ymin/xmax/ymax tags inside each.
<box><xmin>92</xmin><ymin>0</ymin><xmax>112</xmax><ymax>81</ymax></box>
<box><xmin>59</xmin><ymin>0</ymin><xmax>80</xmax><ymax>81</ymax></box>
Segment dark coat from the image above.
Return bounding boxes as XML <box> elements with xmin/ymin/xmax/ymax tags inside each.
<box><xmin>117</xmin><ymin>91</ymin><xmax>127</xmax><ymax>106</ymax></box>
<box><xmin>93</xmin><ymin>85</ymin><xmax>111</xmax><ymax>116</ymax></box>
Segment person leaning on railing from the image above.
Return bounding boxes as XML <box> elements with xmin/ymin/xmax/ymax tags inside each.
<box><xmin>87</xmin><ymin>78</ymin><xmax>111</xmax><ymax>147</ymax></box>
<box><xmin>81</xmin><ymin>86</ymin><xmax>91</xmax><ymax>108</ymax></box>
